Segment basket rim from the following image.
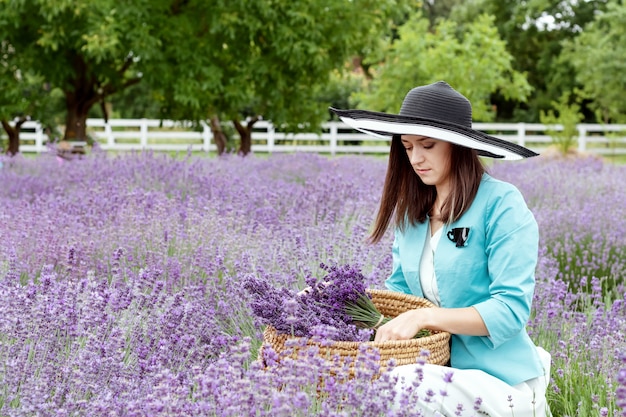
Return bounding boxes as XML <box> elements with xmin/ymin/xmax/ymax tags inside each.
<box><xmin>366</xmin><ymin>288</ymin><xmax>437</xmax><ymax>306</ymax></box>
<box><xmin>264</xmin><ymin>324</ymin><xmax>450</xmax><ymax>349</ymax></box>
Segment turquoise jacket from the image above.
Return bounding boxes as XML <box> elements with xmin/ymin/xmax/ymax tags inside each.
<box><xmin>385</xmin><ymin>173</ymin><xmax>545</xmax><ymax>386</ymax></box>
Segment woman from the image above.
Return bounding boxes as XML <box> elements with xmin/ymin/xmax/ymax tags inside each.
<box><xmin>331</xmin><ymin>81</ymin><xmax>551</xmax><ymax>416</ymax></box>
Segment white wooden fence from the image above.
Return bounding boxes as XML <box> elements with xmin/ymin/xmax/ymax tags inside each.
<box><xmin>6</xmin><ymin>118</ymin><xmax>626</xmax><ymax>156</ymax></box>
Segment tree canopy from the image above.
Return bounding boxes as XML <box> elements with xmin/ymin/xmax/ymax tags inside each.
<box><xmin>1</xmin><ymin>0</ymin><xmax>625</xmax><ymax>155</ymax></box>
<box><xmin>0</xmin><ymin>36</ymin><xmax>63</xmax><ymax>154</ymax></box>
<box><xmin>448</xmin><ymin>0</ymin><xmax>612</xmax><ymax>122</ymax></box>
<box><xmin>0</xmin><ymin>0</ymin><xmax>410</xmax><ymax>154</ymax></box>
<box><xmin>354</xmin><ymin>12</ymin><xmax>531</xmax><ymax>121</ymax></box>
<box><xmin>559</xmin><ymin>0</ymin><xmax>626</xmax><ymax>124</ymax></box>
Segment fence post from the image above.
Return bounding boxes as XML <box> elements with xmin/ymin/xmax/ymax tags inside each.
<box><xmin>267</xmin><ymin>123</ymin><xmax>275</xmax><ymax>154</ymax></box>
<box><xmin>35</xmin><ymin>122</ymin><xmax>44</xmax><ymax>153</ymax></box>
<box><xmin>201</xmin><ymin>121</ymin><xmax>212</xmax><ymax>152</ymax></box>
<box><xmin>577</xmin><ymin>125</ymin><xmax>587</xmax><ymax>153</ymax></box>
<box><xmin>329</xmin><ymin>122</ymin><xmax>338</xmax><ymax>156</ymax></box>
<box><xmin>140</xmin><ymin>119</ymin><xmax>148</xmax><ymax>148</ymax></box>
<box><xmin>517</xmin><ymin>123</ymin><xmax>526</xmax><ymax>147</ymax></box>
<box><xmin>105</xmin><ymin>122</ymin><xmax>115</xmax><ymax>147</ymax></box>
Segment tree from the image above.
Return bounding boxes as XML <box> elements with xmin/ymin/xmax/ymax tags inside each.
<box><xmin>449</xmin><ymin>0</ymin><xmax>610</xmax><ymax>122</ymax></box>
<box><xmin>559</xmin><ymin>1</ymin><xmax>626</xmax><ymax>124</ymax></box>
<box><xmin>355</xmin><ymin>12</ymin><xmax>531</xmax><ymax>121</ymax></box>
<box><xmin>1</xmin><ymin>0</ymin><xmax>169</xmax><ymax>143</ymax></box>
<box><xmin>0</xmin><ymin>0</ymin><xmax>412</xmax><ymax>155</ymax></box>
<box><xmin>147</xmin><ymin>0</ymin><xmax>413</xmax><ymax>155</ymax></box>
<box><xmin>421</xmin><ymin>0</ymin><xmax>466</xmax><ymax>28</ymax></box>
<box><xmin>0</xmin><ymin>40</ymin><xmax>62</xmax><ymax>155</ymax></box>
<box><xmin>539</xmin><ymin>92</ymin><xmax>583</xmax><ymax>154</ymax></box>
<box><xmin>0</xmin><ymin>1</ymin><xmax>252</xmax><ymax>145</ymax></box>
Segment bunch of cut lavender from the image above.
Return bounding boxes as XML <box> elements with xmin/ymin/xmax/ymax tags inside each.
<box><xmin>302</xmin><ymin>263</ymin><xmax>371</xmax><ymax>323</ymax></box>
<box><xmin>243</xmin><ymin>267</ymin><xmax>371</xmax><ymax>342</ymax></box>
<box><xmin>304</xmin><ymin>263</ymin><xmax>430</xmax><ymax>339</ymax></box>
<box><xmin>245</xmin><ymin>263</ymin><xmax>430</xmax><ymax>343</ymax></box>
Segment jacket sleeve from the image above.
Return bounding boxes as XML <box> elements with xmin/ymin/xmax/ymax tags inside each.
<box><xmin>385</xmin><ymin>232</ymin><xmax>412</xmax><ymax>294</ymax></box>
<box><xmin>472</xmin><ymin>184</ymin><xmax>539</xmax><ymax>349</ymax></box>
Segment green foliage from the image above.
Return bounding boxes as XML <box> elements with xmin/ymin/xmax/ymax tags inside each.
<box><xmin>421</xmin><ymin>0</ymin><xmax>466</xmax><ymax>27</ymax></box>
<box><xmin>0</xmin><ymin>0</ymin><xmax>413</xmax><ymax>144</ymax></box>
<box><xmin>450</xmin><ymin>0</ymin><xmax>611</xmax><ymax>122</ymax></box>
<box><xmin>355</xmin><ymin>12</ymin><xmax>532</xmax><ymax>121</ymax></box>
<box><xmin>539</xmin><ymin>93</ymin><xmax>583</xmax><ymax>154</ymax></box>
<box><xmin>0</xmin><ymin>36</ymin><xmax>64</xmax><ymax>130</ymax></box>
<box><xmin>0</xmin><ymin>0</ymin><xmax>175</xmax><ymax>140</ymax></box>
<box><xmin>2</xmin><ymin>0</ymin><xmax>624</xmax><ymax>142</ymax></box>
<box><xmin>316</xmin><ymin>70</ymin><xmax>367</xmax><ymax>117</ymax></box>
<box><xmin>183</xmin><ymin>0</ymin><xmax>413</xmax><ymax>131</ymax></box>
<box><xmin>559</xmin><ymin>1</ymin><xmax>626</xmax><ymax>124</ymax></box>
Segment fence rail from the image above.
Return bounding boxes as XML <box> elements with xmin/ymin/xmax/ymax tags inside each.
<box><xmin>5</xmin><ymin>118</ymin><xmax>626</xmax><ymax>156</ymax></box>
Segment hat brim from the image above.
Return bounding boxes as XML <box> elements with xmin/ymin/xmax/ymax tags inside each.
<box><xmin>330</xmin><ymin>108</ymin><xmax>538</xmax><ymax>160</ymax></box>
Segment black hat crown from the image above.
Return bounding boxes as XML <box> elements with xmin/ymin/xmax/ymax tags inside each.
<box><xmin>399</xmin><ymin>81</ymin><xmax>473</xmax><ymax>129</ymax></box>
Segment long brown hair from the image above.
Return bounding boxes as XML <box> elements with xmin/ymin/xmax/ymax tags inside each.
<box><xmin>369</xmin><ymin>135</ymin><xmax>485</xmax><ymax>244</ymax></box>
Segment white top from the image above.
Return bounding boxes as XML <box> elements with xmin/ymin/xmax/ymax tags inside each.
<box><xmin>419</xmin><ymin>223</ymin><xmax>442</xmax><ymax>306</ymax></box>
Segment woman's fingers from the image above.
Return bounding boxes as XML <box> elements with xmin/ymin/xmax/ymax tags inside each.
<box><xmin>374</xmin><ymin>309</ymin><xmax>424</xmax><ymax>342</ymax></box>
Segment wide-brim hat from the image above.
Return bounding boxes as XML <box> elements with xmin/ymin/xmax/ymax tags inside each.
<box><xmin>330</xmin><ymin>81</ymin><xmax>538</xmax><ymax>160</ymax></box>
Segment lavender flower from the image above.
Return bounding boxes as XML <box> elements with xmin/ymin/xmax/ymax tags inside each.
<box><xmin>1</xmin><ymin>151</ymin><xmax>625</xmax><ymax>415</ymax></box>
<box><xmin>243</xmin><ymin>266</ymin><xmax>374</xmax><ymax>342</ymax></box>
<box><xmin>616</xmin><ymin>352</ymin><xmax>626</xmax><ymax>416</ymax></box>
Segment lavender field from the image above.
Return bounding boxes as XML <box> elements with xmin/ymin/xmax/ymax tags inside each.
<box><xmin>1</xmin><ymin>150</ymin><xmax>625</xmax><ymax>416</ymax></box>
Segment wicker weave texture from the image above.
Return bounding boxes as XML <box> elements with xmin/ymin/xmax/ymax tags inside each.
<box><xmin>261</xmin><ymin>289</ymin><xmax>451</xmax><ymax>372</ymax></box>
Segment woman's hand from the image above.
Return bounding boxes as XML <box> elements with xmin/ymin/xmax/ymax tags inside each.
<box><xmin>373</xmin><ymin>306</ymin><xmax>489</xmax><ymax>342</ymax></box>
<box><xmin>373</xmin><ymin>308</ymin><xmax>430</xmax><ymax>342</ymax></box>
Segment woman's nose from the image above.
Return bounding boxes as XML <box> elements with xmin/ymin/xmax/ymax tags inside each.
<box><xmin>409</xmin><ymin>148</ymin><xmax>424</xmax><ymax>165</ymax></box>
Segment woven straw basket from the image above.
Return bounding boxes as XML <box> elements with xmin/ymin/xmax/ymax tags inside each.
<box><xmin>261</xmin><ymin>289</ymin><xmax>450</xmax><ymax>376</ymax></box>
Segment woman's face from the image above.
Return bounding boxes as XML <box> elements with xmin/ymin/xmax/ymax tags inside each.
<box><xmin>400</xmin><ymin>135</ymin><xmax>453</xmax><ymax>191</ymax></box>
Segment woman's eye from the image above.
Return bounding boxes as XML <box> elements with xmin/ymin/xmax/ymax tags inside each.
<box><xmin>404</xmin><ymin>147</ymin><xmax>412</xmax><ymax>151</ymax></box>
<box><xmin>423</xmin><ymin>144</ymin><xmax>434</xmax><ymax>149</ymax></box>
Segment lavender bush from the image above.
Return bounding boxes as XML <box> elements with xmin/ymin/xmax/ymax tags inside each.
<box><xmin>491</xmin><ymin>156</ymin><xmax>626</xmax><ymax>416</ymax></box>
<box><xmin>0</xmin><ymin>150</ymin><xmax>625</xmax><ymax>416</ymax></box>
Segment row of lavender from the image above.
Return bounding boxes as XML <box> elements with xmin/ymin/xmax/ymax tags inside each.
<box><xmin>0</xmin><ymin>151</ymin><xmax>624</xmax><ymax>416</ymax></box>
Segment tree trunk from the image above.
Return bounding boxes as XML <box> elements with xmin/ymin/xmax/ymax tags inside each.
<box><xmin>234</xmin><ymin>116</ymin><xmax>259</xmax><ymax>156</ymax></box>
<box><xmin>64</xmin><ymin>91</ymin><xmax>95</xmax><ymax>142</ymax></box>
<box><xmin>63</xmin><ymin>54</ymin><xmax>109</xmax><ymax>143</ymax></box>
<box><xmin>1</xmin><ymin>118</ymin><xmax>26</xmax><ymax>156</ymax></box>
<box><xmin>62</xmin><ymin>53</ymin><xmax>140</xmax><ymax>143</ymax></box>
<box><xmin>209</xmin><ymin>115</ymin><xmax>228</xmax><ymax>155</ymax></box>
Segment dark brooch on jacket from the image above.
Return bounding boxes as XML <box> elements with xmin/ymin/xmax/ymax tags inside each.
<box><xmin>447</xmin><ymin>227</ymin><xmax>470</xmax><ymax>247</ymax></box>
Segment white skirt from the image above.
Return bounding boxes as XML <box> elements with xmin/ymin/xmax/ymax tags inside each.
<box><xmin>389</xmin><ymin>346</ymin><xmax>552</xmax><ymax>417</ymax></box>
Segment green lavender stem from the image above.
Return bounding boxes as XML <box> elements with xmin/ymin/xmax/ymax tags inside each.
<box><xmin>344</xmin><ymin>294</ymin><xmax>431</xmax><ymax>339</ymax></box>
